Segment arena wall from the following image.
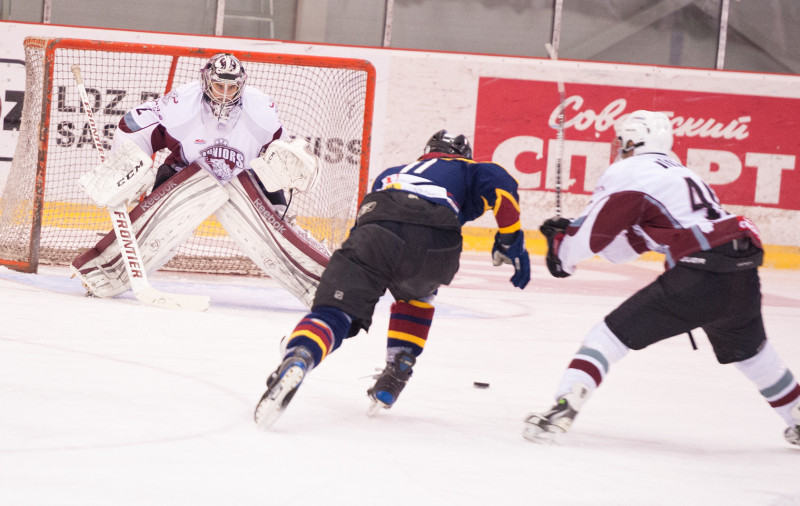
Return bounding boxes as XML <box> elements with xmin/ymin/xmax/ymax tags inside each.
<box><xmin>2</xmin><ymin>21</ymin><xmax>798</xmax><ymax>268</ymax></box>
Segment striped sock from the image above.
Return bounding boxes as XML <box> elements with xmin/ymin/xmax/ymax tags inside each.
<box><xmin>762</xmin><ymin>370</ymin><xmax>800</xmax><ymax>410</ymax></box>
<box><xmin>386</xmin><ymin>300</ymin><xmax>434</xmax><ymax>359</ymax></box>
<box><xmin>556</xmin><ymin>322</ymin><xmax>630</xmax><ymax>399</ymax></box>
<box><xmin>565</xmin><ymin>346</ymin><xmax>610</xmax><ymax>388</ymax></box>
<box><xmin>284</xmin><ymin>306</ymin><xmax>351</xmax><ymax>367</ymax></box>
<box><xmin>735</xmin><ymin>341</ymin><xmax>800</xmax><ymax>425</ymax></box>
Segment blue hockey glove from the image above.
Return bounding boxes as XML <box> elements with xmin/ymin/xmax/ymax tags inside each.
<box><xmin>539</xmin><ymin>217</ymin><xmax>571</xmax><ymax>278</ymax></box>
<box><xmin>492</xmin><ymin>230</ymin><xmax>531</xmax><ymax>289</ymax></box>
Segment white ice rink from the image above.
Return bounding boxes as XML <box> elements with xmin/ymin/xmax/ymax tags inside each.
<box><xmin>1</xmin><ymin>252</ymin><xmax>799</xmax><ymax>505</ymax></box>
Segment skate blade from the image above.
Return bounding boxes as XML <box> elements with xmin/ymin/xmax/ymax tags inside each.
<box><xmin>254</xmin><ymin>366</ymin><xmax>304</xmax><ymax>430</ymax></box>
<box><xmin>523</xmin><ymin>426</ymin><xmax>561</xmax><ymax>444</ymax></box>
<box><xmin>366</xmin><ymin>398</ymin><xmax>389</xmax><ymax>418</ymax></box>
<box><xmin>523</xmin><ymin>418</ymin><xmax>565</xmax><ymax>444</ymax></box>
<box><xmin>785</xmin><ymin>427</ymin><xmax>800</xmax><ymax>446</ymax></box>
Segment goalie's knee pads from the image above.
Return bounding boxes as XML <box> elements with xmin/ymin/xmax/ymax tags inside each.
<box><xmin>216</xmin><ymin>172</ymin><xmax>330</xmax><ymax>307</ymax></box>
<box><xmin>71</xmin><ymin>163</ymin><xmax>229</xmax><ymax>297</ymax></box>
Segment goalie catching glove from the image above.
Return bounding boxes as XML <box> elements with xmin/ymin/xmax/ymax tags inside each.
<box><xmin>491</xmin><ymin>230</ymin><xmax>531</xmax><ymax>289</ymax></box>
<box><xmin>79</xmin><ymin>141</ymin><xmax>155</xmax><ymax>208</ymax></box>
<box><xmin>539</xmin><ymin>217</ymin><xmax>571</xmax><ymax>278</ymax></box>
<box><xmin>250</xmin><ymin>138</ymin><xmax>320</xmax><ymax>193</ymax></box>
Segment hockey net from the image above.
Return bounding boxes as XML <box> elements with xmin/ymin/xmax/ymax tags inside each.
<box><xmin>0</xmin><ymin>37</ymin><xmax>374</xmax><ymax>274</ymax></box>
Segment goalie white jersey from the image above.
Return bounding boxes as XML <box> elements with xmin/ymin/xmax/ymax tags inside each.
<box><xmin>73</xmin><ymin>56</ymin><xmax>329</xmax><ymax>308</ymax></box>
<box><xmin>116</xmin><ymin>81</ymin><xmax>286</xmax><ymax>184</ymax></box>
<box><xmin>559</xmin><ymin>153</ymin><xmax>762</xmax><ymax>274</ymax></box>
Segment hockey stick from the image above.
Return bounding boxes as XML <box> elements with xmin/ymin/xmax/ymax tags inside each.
<box><xmin>545</xmin><ymin>42</ymin><xmax>566</xmax><ymax>218</ymax></box>
<box><xmin>71</xmin><ymin>65</ymin><xmax>210</xmax><ymax>311</ymax></box>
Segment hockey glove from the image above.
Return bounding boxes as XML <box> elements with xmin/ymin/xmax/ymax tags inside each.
<box><xmin>250</xmin><ymin>138</ymin><xmax>320</xmax><ymax>193</ymax></box>
<box><xmin>539</xmin><ymin>217</ymin><xmax>571</xmax><ymax>278</ymax></box>
<box><xmin>79</xmin><ymin>140</ymin><xmax>155</xmax><ymax>208</ymax></box>
<box><xmin>492</xmin><ymin>230</ymin><xmax>531</xmax><ymax>289</ymax></box>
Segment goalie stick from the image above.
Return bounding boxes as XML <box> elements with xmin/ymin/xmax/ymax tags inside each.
<box><xmin>71</xmin><ymin>65</ymin><xmax>210</xmax><ymax>311</ymax></box>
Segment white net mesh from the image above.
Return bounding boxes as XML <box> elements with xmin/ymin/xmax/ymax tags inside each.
<box><xmin>0</xmin><ymin>38</ymin><xmax>373</xmax><ymax>274</ymax></box>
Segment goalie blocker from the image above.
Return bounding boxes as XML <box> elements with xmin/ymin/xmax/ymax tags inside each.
<box><xmin>72</xmin><ymin>161</ymin><xmax>330</xmax><ymax>307</ymax></box>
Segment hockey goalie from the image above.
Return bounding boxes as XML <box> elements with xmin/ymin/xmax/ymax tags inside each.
<box><xmin>71</xmin><ymin>53</ymin><xmax>330</xmax><ymax>307</ymax></box>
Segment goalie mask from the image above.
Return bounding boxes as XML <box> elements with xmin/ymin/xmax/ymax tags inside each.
<box><xmin>424</xmin><ymin>130</ymin><xmax>473</xmax><ymax>159</ymax></box>
<box><xmin>614</xmin><ymin>110</ymin><xmax>673</xmax><ymax>159</ymax></box>
<box><xmin>201</xmin><ymin>53</ymin><xmax>247</xmax><ymax>122</ymax></box>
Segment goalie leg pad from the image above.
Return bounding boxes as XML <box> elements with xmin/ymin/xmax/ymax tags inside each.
<box><xmin>215</xmin><ymin>172</ymin><xmax>330</xmax><ymax>307</ymax></box>
<box><xmin>71</xmin><ymin>163</ymin><xmax>229</xmax><ymax>297</ymax></box>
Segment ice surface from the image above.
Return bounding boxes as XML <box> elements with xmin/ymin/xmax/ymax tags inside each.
<box><xmin>1</xmin><ymin>253</ymin><xmax>799</xmax><ymax>505</ymax></box>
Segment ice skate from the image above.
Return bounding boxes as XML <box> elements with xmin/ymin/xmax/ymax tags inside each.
<box><xmin>70</xmin><ymin>264</ymin><xmax>104</xmax><ymax>298</ymax></box>
<box><xmin>785</xmin><ymin>402</ymin><xmax>800</xmax><ymax>447</ymax></box>
<box><xmin>523</xmin><ymin>384</ymin><xmax>590</xmax><ymax>443</ymax></box>
<box><xmin>254</xmin><ymin>346</ymin><xmax>313</xmax><ymax>430</ymax></box>
<box><xmin>785</xmin><ymin>426</ymin><xmax>800</xmax><ymax>447</ymax></box>
<box><xmin>367</xmin><ymin>351</ymin><xmax>416</xmax><ymax>417</ymax></box>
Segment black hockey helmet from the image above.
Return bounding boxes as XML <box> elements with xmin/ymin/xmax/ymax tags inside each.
<box><xmin>423</xmin><ymin>130</ymin><xmax>472</xmax><ymax>159</ymax></box>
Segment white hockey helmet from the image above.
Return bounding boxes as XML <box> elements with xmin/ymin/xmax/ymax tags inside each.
<box><xmin>615</xmin><ymin>110</ymin><xmax>673</xmax><ymax>157</ymax></box>
<box><xmin>201</xmin><ymin>53</ymin><xmax>247</xmax><ymax>121</ymax></box>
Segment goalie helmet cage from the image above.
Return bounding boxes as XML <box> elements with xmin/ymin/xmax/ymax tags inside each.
<box><xmin>0</xmin><ymin>37</ymin><xmax>374</xmax><ymax>274</ymax></box>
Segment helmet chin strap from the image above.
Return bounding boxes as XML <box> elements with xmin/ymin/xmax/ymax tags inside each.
<box><xmin>621</xmin><ymin>141</ymin><xmax>644</xmax><ymax>155</ymax></box>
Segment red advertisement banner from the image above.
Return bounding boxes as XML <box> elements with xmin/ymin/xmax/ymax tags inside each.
<box><xmin>475</xmin><ymin>78</ymin><xmax>800</xmax><ymax>210</ymax></box>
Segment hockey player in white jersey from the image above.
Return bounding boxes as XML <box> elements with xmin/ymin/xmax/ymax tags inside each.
<box><xmin>525</xmin><ymin>110</ymin><xmax>800</xmax><ymax>447</ymax></box>
<box><xmin>72</xmin><ymin>53</ymin><xmax>328</xmax><ymax>308</ymax></box>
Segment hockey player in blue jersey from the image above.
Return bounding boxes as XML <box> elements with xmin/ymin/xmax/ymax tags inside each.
<box><xmin>254</xmin><ymin>130</ymin><xmax>530</xmax><ymax>429</ymax></box>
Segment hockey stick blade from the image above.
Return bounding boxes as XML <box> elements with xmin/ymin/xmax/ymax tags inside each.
<box><xmin>131</xmin><ymin>284</ymin><xmax>210</xmax><ymax>311</ymax></box>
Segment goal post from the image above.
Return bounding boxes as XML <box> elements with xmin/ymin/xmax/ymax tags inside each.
<box><xmin>0</xmin><ymin>37</ymin><xmax>375</xmax><ymax>274</ymax></box>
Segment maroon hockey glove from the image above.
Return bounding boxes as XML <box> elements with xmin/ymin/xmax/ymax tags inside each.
<box><xmin>539</xmin><ymin>217</ymin><xmax>571</xmax><ymax>278</ymax></box>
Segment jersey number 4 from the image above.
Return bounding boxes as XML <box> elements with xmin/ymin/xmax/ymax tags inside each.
<box><xmin>685</xmin><ymin>177</ymin><xmax>721</xmax><ymax>220</ymax></box>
